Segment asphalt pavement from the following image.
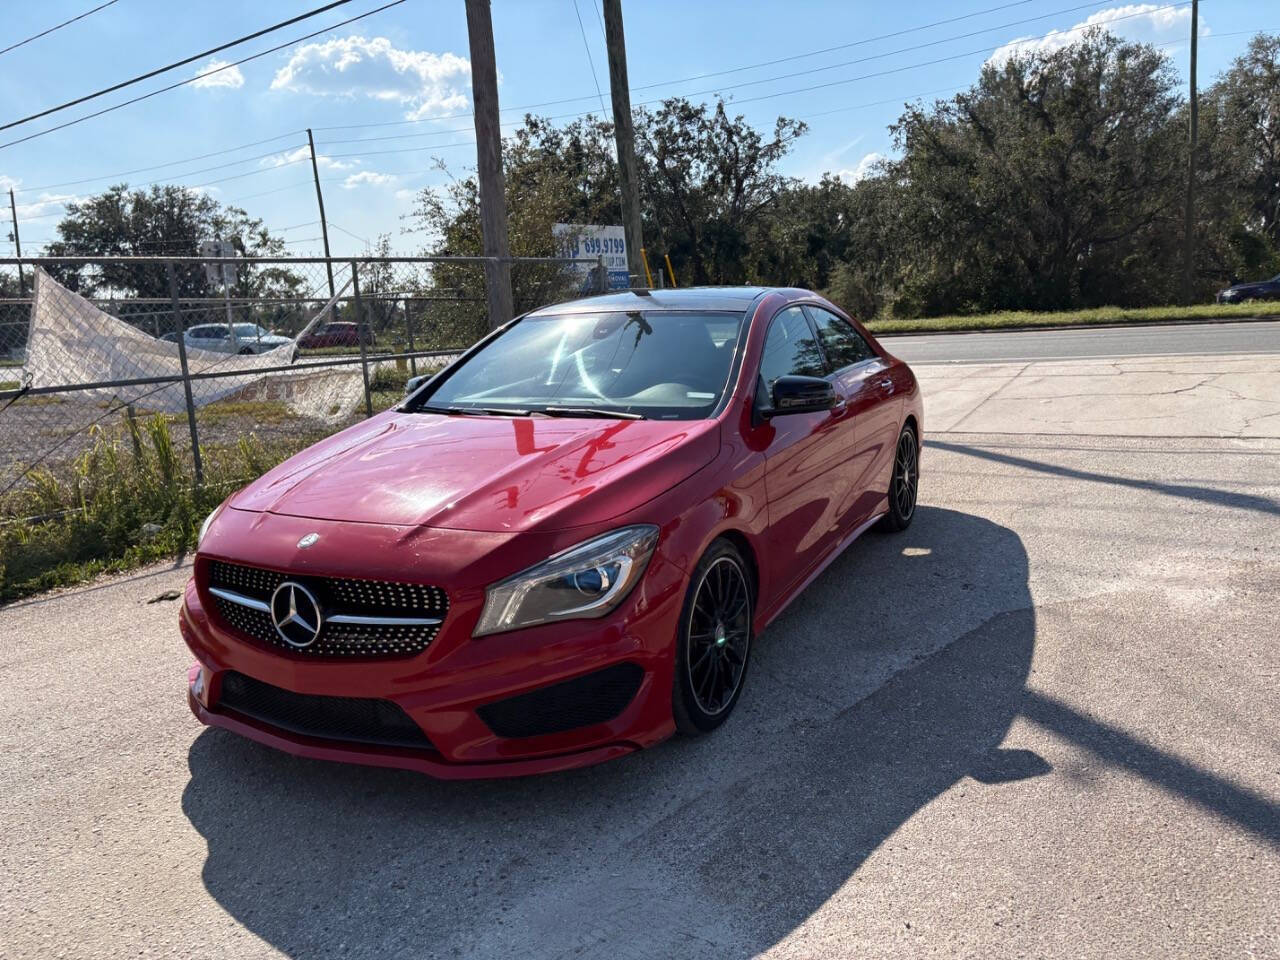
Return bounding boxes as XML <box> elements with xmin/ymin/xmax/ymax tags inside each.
<box><xmin>2</xmin><ymin>341</ymin><xmax>1277</xmax><ymax>959</ymax></box>
<box><xmin>881</xmin><ymin>318</ymin><xmax>1280</xmax><ymax>364</ymax></box>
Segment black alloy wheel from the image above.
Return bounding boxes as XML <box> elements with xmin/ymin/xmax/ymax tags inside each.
<box><xmin>879</xmin><ymin>423</ymin><xmax>919</xmax><ymax>532</ymax></box>
<box><xmin>673</xmin><ymin>540</ymin><xmax>753</xmax><ymax>734</ymax></box>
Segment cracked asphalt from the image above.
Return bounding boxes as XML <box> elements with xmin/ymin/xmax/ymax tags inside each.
<box><xmin>2</xmin><ymin>332</ymin><xmax>1278</xmax><ymax>959</ymax></box>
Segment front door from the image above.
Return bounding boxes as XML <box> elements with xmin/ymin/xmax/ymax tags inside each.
<box><xmin>756</xmin><ymin>305</ymin><xmax>859</xmax><ymax>593</ymax></box>
<box><xmin>805</xmin><ymin>305</ymin><xmax>902</xmax><ymax>527</ymax></box>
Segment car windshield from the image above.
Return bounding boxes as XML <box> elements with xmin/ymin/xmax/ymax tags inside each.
<box><xmin>233</xmin><ymin>324</ymin><xmax>270</xmax><ymax>337</ymax></box>
<box><xmin>415</xmin><ymin>310</ymin><xmax>745</xmax><ymax>420</ymax></box>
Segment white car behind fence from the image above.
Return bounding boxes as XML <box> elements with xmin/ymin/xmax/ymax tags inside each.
<box><xmin>184</xmin><ymin>323</ymin><xmax>294</xmax><ymax>355</ymax></box>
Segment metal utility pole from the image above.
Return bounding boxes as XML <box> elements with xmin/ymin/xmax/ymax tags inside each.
<box><xmin>603</xmin><ymin>0</ymin><xmax>644</xmax><ymax>287</ymax></box>
<box><xmin>465</xmin><ymin>0</ymin><xmax>513</xmax><ymax>329</ymax></box>
<box><xmin>1182</xmin><ymin>0</ymin><xmax>1199</xmax><ymax>305</ymax></box>
<box><xmin>8</xmin><ymin>188</ymin><xmax>25</xmax><ymax>295</ymax></box>
<box><xmin>307</xmin><ymin>128</ymin><xmax>337</xmax><ymax>299</ymax></box>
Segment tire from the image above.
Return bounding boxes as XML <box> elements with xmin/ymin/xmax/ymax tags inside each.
<box><xmin>238</xmin><ymin>347</ymin><xmax>253</xmax><ymax>355</ymax></box>
<box><xmin>878</xmin><ymin>422</ymin><xmax>919</xmax><ymax>532</ymax></box>
<box><xmin>672</xmin><ymin>539</ymin><xmax>753</xmax><ymax>735</ymax></box>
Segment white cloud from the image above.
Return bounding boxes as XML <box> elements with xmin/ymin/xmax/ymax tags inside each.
<box><xmin>261</xmin><ymin>146</ymin><xmax>357</xmax><ymax>172</ymax></box>
<box><xmin>836</xmin><ymin>152</ymin><xmax>886</xmax><ymax>185</ymax></box>
<box><xmin>342</xmin><ymin>171</ymin><xmax>396</xmax><ymax>189</ymax></box>
<box><xmin>192</xmin><ymin>58</ymin><xmax>245</xmax><ymax>89</ymax></box>
<box><xmin>271</xmin><ymin>36</ymin><xmax>470</xmax><ymax>119</ymax></box>
<box><xmin>15</xmin><ymin>191</ymin><xmax>81</xmax><ymax>220</ymax></box>
<box><xmin>989</xmin><ymin>4</ymin><xmax>1201</xmax><ymax>65</ymax></box>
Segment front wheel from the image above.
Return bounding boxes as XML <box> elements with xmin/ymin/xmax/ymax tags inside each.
<box><xmin>672</xmin><ymin>540</ymin><xmax>753</xmax><ymax>735</ymax></box>
<box><xmin>878</xmin><ymin>423</ymin><xmax>919</xmax><ymax>532</ymax></box>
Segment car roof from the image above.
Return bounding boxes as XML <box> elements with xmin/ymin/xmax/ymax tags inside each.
<box><xmin>525</xmin><ymin>286</ymin><xmax>805</xmax><ymax>316</ymax></box>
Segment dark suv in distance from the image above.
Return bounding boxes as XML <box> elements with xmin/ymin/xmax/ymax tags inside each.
<box><xmin>1217</xmin><ymin>273</ymin><xmax>1280</xmax><ymax>303</ymax></box>
<box><xmin>297</xmin><ymin>321</ymin><xmax>372</xmax><ymax>349</ymax></box>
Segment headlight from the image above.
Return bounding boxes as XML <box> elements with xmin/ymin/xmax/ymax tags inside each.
<box><xmin>197</xmin><ymin>503</ymin><xmax>224</xmax><ymax>548</ymax></box>
<box><xmin>474</xmin><ymin>525</ymin><xmax>659</xmax><ymax>636</ymax></box>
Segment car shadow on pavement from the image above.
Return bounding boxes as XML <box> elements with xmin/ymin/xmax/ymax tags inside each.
<box><xmin>182</xmin><ymin>506</ymin><xmax>1045</xmax><ymax>958</ymax></box>
<box><xmin>929</xmin><ymin>439</ymin><xmax>1280</xmax><ymax>517</ymax></box>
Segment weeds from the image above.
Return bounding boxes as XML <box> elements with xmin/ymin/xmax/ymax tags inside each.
<box><xmin>0</xmin><ymin>413</ymin><xmax>290</xmax><ymax>604</ymax></box>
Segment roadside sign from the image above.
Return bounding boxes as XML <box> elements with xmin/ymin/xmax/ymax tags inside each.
<box><xmin>552</xmin><ymin>224</ymin><xmax>629</xmax><ymax>291</ymax></box>
<box><xmin>199</xmin><ymin>239</ymin><xmax>237</xmax><ymax>287</ymax></box>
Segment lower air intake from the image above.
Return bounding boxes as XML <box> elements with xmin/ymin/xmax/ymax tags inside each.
<box><xmin>477</xmin><ymin>663</ymin><xmax>644</xmax><ymax>739</ymax></box>
<box><xmin>217</xmin><ymin>670</ymin><xmax>435</xmax><ymax>751</ymax></box>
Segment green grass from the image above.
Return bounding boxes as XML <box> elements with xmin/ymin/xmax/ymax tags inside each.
<box><xmin>0</xmin><ymin>415</ymin><xmax>295</xmax><ymax>604</ymax></box>
<box><xmin>863</xmin><ymin>301</ymin><xmax>1280</xmax><ymax>335</ymax></box>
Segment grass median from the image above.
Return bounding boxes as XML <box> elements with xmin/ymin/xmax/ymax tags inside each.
<box><xmin>863</xmin><ymin>301</ymin><xmax>1280</xmax><ymax>335</ymax></box>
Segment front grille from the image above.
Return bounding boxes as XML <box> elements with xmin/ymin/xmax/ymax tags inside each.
<box><xmin>217</xmin><ymin>670</ymin><xmax>435</xmax><ymax>751</ymax></box>
<box><xmin>207</xmin><ymin>560</ymin><xmax>448</xmax><ymax>659</ymax></box>
<box><xmin>477</xmin><ymin>663</ymin><xmax>644</xmax><ymax>739</ymax></box>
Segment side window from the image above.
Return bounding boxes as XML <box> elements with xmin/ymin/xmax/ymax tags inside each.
<box><xmin>758</xmin><ymin>306</ymin><xmax>825</xmax><ymax>388</ymax></box>
<box><xmin>807</xmin><ymin>306</ymin><xmax>873</xmax><ymax>369</ymax></box>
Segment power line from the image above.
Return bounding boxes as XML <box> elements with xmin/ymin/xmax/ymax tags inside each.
<box><xmin>307</xmin><ymin>0</ymin><xmax>1103</xmax><ymax>133</ymax></box>
<box><xmin>0</xmin><ymin>1</ymin><xmax>354</xmax><ymax>133</ymax></box>
<box><xmin>629</xmin><ymin>0</ymin><xmax>1046</xmax><ymax>91</ymax></box>
<box><xmin>700</xmin><ymin>2</ymin><xmax>1192</xmax><ymax>110</ymax></box>
<box><xmin>327</xmin><ymin>220</ymin><xmax>371</xmax><ymax>245</ymax></box>
<box><xmin>0</xmin><ymin>1</ymin><xmax>119</xmax><ymax>58</ymax></box>
<box><xmin>0</xmin><ymin>0</ymin><xmax>407</xmax><ymax>151</ymax></box>
<box><xmin>22</xmin><ymin>130</ymin><xmax>305</xmax><ymax>192</ymax></box>
<box><xmin>9</xmin><ymin>4</ymin><xmax>1243</xmax><ymax>219</ymax></box>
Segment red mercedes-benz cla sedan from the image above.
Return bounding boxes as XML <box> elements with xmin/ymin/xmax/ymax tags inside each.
<box><xmin>181</xmin><ymin>287</ymin><xmax>923</xmax><ymax>778</ymax></box>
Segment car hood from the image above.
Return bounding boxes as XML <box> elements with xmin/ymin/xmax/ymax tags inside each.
<box><xmin>1225</xmin><ymin>282</ymin><xmax>1270</xmax><ymax>293</ymax></box>
<box><xmin>229</xmin><ymin>410</ymin><xmax>720</xmax><ymax>532</ymax></box>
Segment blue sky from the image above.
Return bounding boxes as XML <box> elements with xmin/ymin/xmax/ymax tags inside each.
<box><xmin>0</xmin><ymin>0</ymin><xmax>1269</xmax><ymax>257</ymax></box>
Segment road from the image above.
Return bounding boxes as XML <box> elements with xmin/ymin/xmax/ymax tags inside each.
<box><xmin>881</xmin><ymin>318</ymin><xmax>1280</xmax><ymax>364</ymax></box>
<box><xmin>2</xmin><ymin>348</ymin><xmax>1278</xmax><ymax>959</ymax></box>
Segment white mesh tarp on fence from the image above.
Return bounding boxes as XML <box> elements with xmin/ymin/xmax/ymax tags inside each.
<box><xmin>22</xmin><ymin>268</ymin><xmax>366</xmax><ymax>422</ymax></box>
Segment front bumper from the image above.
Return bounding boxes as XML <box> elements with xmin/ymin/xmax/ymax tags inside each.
<box><xmin>180</xmin><ymin>516</ymin><xmax>687</xmax><ymax>779</ymax></box>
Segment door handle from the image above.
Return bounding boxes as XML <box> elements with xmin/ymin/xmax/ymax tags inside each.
<box><xmin>878</xmin><ymin>378</ymin><xmax>895</xmax><ymax>393</ymax></box>
<box><xmin>831</xmin><ymin>395</ymin><xmax>848</xmax><ymax>412</ymax></box>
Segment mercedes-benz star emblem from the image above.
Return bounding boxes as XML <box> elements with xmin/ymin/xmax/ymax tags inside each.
<box><xmin>297</xmin><ymin>532</ymin><xmax>320</xmax><ymax>549</ymax></box>
<box><xmin>270</xmin><ymin>581</ymin><xmax>323</xmax><ymax>648</ymax></box>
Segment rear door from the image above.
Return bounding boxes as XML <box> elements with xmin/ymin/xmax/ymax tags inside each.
<box><xmin>804</xmin><ymin>305</ymin><xmax>901</xmax><ymax>527</ymax></box>
<box><xmin>758</xmin><ymin>305</ymin><xmax>859</xmax><ymax>587</ymax></box>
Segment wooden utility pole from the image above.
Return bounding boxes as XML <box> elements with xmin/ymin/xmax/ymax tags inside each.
<box><xmin>307</xmin><ymin>128</ymin><xmax>337</xmax><ymax>298</ymax></box>
<box><xmin>603</xmin><ymin>0</ymin><xmax>644</xmax><ymax>287</ymax></box>
<box><xmin>1182</xmin><ymin>0</ymin><xmax>1199</xmax><ymax>305</ymax></box>
<box><xmin>465</xmin><ymin>0</ymin><xmax>513</xmax><ymax>329</ymax></box>
<box><xmin>8</xmin><ymin>188</ymin><xmax>25</xmax><ymax>295</ymax></box>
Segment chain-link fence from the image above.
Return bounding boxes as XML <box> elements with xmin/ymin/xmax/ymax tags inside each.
<box><xmin>0</xmin><ymin>254</ymin><xmax>600</xmax><ymax>515</ymax></box>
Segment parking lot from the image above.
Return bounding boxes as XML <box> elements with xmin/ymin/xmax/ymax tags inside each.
<box><xmin>1</xmin><ymin>329</ymin><xmax>1277</xmax><ymax>959</ymax></box>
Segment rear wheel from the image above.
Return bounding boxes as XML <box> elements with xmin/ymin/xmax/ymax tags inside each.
<box><xmin>878</xmin><ymin>423</ymin><xmax>919</xmax><ymax>532</ymax></box>
<box><xmin>238</xmin><ymin>346</ymin><xmax>253</xmax><ymax>355</ymax></box>
<box><xmin>673</xmin><ymin>540</ymin><xmax>753</xmax><ymax>735</ymax></box>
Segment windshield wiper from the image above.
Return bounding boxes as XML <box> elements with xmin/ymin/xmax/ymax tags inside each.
<box><xmin>413</xmin><ymin>404</ymin><xmax>533</xmax><ymax>417</ymax></box>
<box><xmin>541</xmin><ymin>406</ymin><xmax>644</xmax><ymax>420</ymax></box>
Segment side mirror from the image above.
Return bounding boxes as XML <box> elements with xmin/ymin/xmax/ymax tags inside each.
<box><xmin>766</xmin><ymin>375</ymin><xmax>837</xmax><ymax>416</ymax></box>
<box><xmin>404</xmin><ymin>374</ymin><xmax>429</xmax><ymax>396</ymax></box>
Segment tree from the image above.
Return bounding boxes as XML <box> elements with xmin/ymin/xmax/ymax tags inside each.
<box><xmin>636</xmin><ymin>99</ymin><xmax>806</xmax><ymax>285</ymax></box>
<box><xmin>405</xmin><ymin>99</ymin><xmax>806</xmax><ymax>327</ymax></box>
<box><xmin>1196</xmin><ymin>33</ymin><xmax>1280</xmax><ymax>284</ymax></box>
<box><xmin>44</xmin><ymin>184</ymin><xmax>301</xmax><ymax>302</ymax></box>
<box><xmin>888</xmin><ymin>30</ymin><xmax>1185</xmax><ymax>313</ymax></box>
